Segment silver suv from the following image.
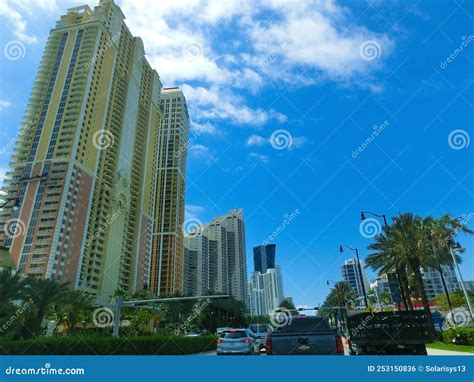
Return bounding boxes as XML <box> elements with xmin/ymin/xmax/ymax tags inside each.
<box><xmin>217</xmin><ymin>329</ymin><xmax>260</xmax><ymax>355</ymax></box>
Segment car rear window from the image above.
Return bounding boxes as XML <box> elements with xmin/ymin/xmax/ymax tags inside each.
<box><xmin>222</xmin><ymin>331</ymin><xmax>247</xmax><ymax>338</ymax></box>
<box><xmin>277</xmin><ymin>317</ymin><xmax>330</xmax><ymax>333</ymax></box>
<box><xmin>249</xmin><ymin>324</ymin><xmax>269</xmax><ymax>333</ymax></box>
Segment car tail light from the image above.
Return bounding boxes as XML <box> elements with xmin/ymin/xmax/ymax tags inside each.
<box><xmin>265</xmin><ymin>337</ymin><xmax>273</xmax><ymax>355</ymax></box>
<box><xmin>242</xmin><ymin>338</ymin><xmax>250</xmax><ymax>343</ymax></box>
<box><xmin>335</xmin><ymin>335</ymin><xmax>344</xmax><ymax>354</ymax></box>
<box><xmin>217</xmin><ymin>338</ymin><xmax>223</xmax><ymax>343</ymax></box>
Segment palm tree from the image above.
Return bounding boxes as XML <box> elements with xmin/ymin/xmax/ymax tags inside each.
<box><xmin>365</xmin><ymin>227</ymin><xmax>412</xmax><ymax>310</ymax></box>
<box><xmin>335</xmin><ymin>281</ymin><xmax>356</xmax><ymax>307</ymax></box>
<box><xmin>427</xmin><ymin>214</ymin><xmax>473</xmax><ymax>321</ymax></box>
<box><xmin>23</xmin><ymin>278</ymin><xmax>70</xmax><ymax>337</ymax></box>
<box><xmin>62</xmin><ymin>289</ymin><xmax>96</xmax><ymax>335</ymax></box>
<box><xmin>366</xmin><ymin>213</ymin><xmax>438</xmax><ymax>337</ymax></box>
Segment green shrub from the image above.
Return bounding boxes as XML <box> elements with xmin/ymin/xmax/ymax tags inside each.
<box><xmin>0</xmin><ymin>335</ymin><xmax>217</xmax><ymax>355</ymax></box>
<box><xmin>442</xmin><ymin>327</ymin><xmax>474</xmax><ymax>346</ymax></box>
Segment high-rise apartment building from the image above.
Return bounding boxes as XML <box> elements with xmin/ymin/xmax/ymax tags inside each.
<box><xmin>248</xmin><ymin>244</ymin><xmax>284</xmax><ymax>316</ymax></box>
<box><xmin>183</xmin><ymin>209</ymin><xmax>248</xmax><ymax>302</ymax></box>
<box><xmin>183</xmin><ymin>229</ymin><xmax>209</xmax><ymax>296</ymax></box>
<box><xmin>341</xmin><ymin>258</ymin><xmax>369</xmax><ymax>299</ymax></box>
<box><xmin>149</xmin><ymin>88</ymin><xmax>189</xmax><ymax>296</ymax></box>
<box><xmin>0</xmin><ymin>0</ymin><xmax>187</xmax><ymax>301</ymax></box>
<box><xmin>248</xmin><ymin>272</ymin><xmax>265</xmax><ymax>316</ymax></box>
<box><xmin>249</xmin><ymin>267</ymin><xmax>284</xmax><ymax>316</ymax></box>
<box><xmin>253</xmin><ymin>244</ymin><xmax>275</xmax><ymax>273</ymax></box>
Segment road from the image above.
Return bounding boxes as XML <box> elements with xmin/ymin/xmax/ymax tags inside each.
<box><xmin>426</xmin><ymin>348</ymin><xmax>473</xmax><ymax>356</ymax></box>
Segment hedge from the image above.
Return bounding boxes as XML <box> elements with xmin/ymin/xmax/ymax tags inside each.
<box><xmin>441</xmin><ymin>327</ymin><xmax>474</xmax><ymax>346</ymax></box>
<box><xmin>0</xmin><ymin>335</ymin><xmax>217</xmax><ymax>355</ymax></box>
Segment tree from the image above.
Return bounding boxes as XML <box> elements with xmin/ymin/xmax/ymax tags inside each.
<box><xmin>366</xmin><ymin>213</ymin><xmax>472</xmax><ymax>339</ymax></box>
<box><xmin>367</xmin><ymin>213</ymin><xmax>437</xmax><ymax>335</ymax></box>
<box><xmin>364</xmin><ymin>226</ymin><xmax>412</xmax><ymax>310</ymax></box>
<box><xmin>22</xmin><ymin>278</ymin><xmax>70</xmax><ymax>337</ymax></box>
<box><xmin>433</xmin><ymin>291</ymin><xmax>474</xmax><ymax>311</ymax></box>
<box><xmin>278</xmin><ymin>297</ymin><xmax>296</xmax><ymax>313</ymax></box>
<box><xmin>61</xmin><ymin>290</ymin><xmax>96</xmax><ymax>335</ymax></box>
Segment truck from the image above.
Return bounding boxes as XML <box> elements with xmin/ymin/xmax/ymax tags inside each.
<box><xmin>346</xmin><ymin>310</ymin><xmax>430</xmax><ymax>355</ymax></box>
<box><xmin>266</xmin><ymin>315</ymin><xmax>344</xmax><ymax>355</ymax></box>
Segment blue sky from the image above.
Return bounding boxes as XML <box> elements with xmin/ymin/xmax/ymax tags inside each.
<box><xmin>0</xmin><ymin>0</ymin><xmax>473</xmax><ymax>307</ymax></box>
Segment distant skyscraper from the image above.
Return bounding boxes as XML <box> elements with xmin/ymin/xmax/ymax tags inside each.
<box><xmin>248</xmin><ymin>244</ymin><xmax>284</xmax><ymax>315</ymax></box>
<box><xmin>183</xmin><ymin>230</ymin><xmax>209</xmax><ymax>296</ymax></box>
<box><xmin>248</xmin><ymin>272</ymin><xmax>265</xmax><ymax>316</ymax></box>
<box><xmin>341</xmin><ymin>258</ymin><xmax>369</xmax><ymax>299</ymax></box>
<box><xmin>150</xmin><ymin>87</ymin><xmax>189</xmax><ymax>296</ymax></box>
<box><xmin>248</xmin><ymin>268</ymin><xmax>284</xmax><ymax>315</ymax></box>
<box><xmin>183</xmin><ymin>209</ymin><xmax>248</xmax><ymax>302</ymax></box>
<box><xmin>0</xmin><ymin>0</ymin><xmax>167</xmax><ymax>301</ymax></box>
<box><xmin>253</xmin><ymin>244</ymin><xmax>276</xmax><ymax>273</ymax></box>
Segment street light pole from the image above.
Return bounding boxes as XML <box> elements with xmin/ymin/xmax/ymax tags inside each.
<box><xmin>360</xmin><ymin>210</ymin><xmax>410</xmax><ymax>311</ymax></box>
<box><xmin>339</xmin><ymin>245</ymin><xmax>368</xmax><ymax>308</ymax></box>
<box><xmin>0</xmin><ymin>198</ymin><xmax>20</xmax><ymax>210</ymax></box>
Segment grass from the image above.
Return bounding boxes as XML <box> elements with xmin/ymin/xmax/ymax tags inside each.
<box><xmin>426</xmin><ymin>341</ymin><xmax>474</xmax><ymax>353</ymax></box>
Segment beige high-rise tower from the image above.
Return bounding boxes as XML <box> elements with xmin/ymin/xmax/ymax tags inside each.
<box><xmin>150</xmin><ymin>88</ymin><xmax>189</xmax><ymax>296</ymax></box>
<box><xmin>0</xmin><ymin>0</ymin><xmax>173</xmax><ymax>302</ymax></box>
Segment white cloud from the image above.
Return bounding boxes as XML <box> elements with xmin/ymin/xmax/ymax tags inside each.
<box><xmin>246</xmin><ymin>134</ymin><xmax>267</xmax><ymax>147</ymax></box>
<box><xmin>190</xmin><ymin>121</ymin><xmax>219</xmax><ymax>136</ymax></box>
<box><xmin>0</xmin><ymin>100</ymin><xmax>12</xmax><ymax>110</ymax></box>
<box><xmin>185</xmin><ymin>204</ymin><xmax>205</xmax><ymax>221</ymax></box>
<box><xmin>0</xmin><ymin>0</ymin><xmax>394</xmax><ymax>129</ymax></box>
<box><xmin>188</xmin><ymin>144</ymin><xmax>216</xmax><ymax>164</ymax></box>
<box><xmin>247</xmin><ymin>1</ymin><xmax>393</xmax><ymax>87</ymax></box>
<box><xmin>117</xmin><ymin>0</ymin><xmax>392</xmax><ymax>125</ymax></box>
<box><xmin>289</xmin><ymin>136</ymin><xmax>309</xmax><ymax>150</ymax></box>
<box><xmin>182</xmin><ymin>84</ymin><xmax>287</xmax><ymax>126</ymax></box>
<box><xmin>0</xmin><ymin>0</ymin><xmax>62</xmax><ymax>43</ymax></box>
<box><xmin>246</xmin><ymin>132</ymin><xmax>309</xmax><ymax>150</ymax></box>
<box><xmin>249</xmin><ymin>152</ymin><xmax>270</xmax><ymax>164</ymax></box>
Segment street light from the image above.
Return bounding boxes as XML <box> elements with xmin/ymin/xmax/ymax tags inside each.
<box><xmin>0</xmin><ymin>198</ymin><xmax>20</xmax><ymax>211</ymax></box>
<box><xmin>361</xmin><ymin>211</ymin><xmax>388</xmax><ymax>226</ymax></box>
<box><xmin>339</xmin><ymin>245</ymin><xmax>368</xmax><ymax>308</ymax></box>
<box><xmin>360</xmin><ymin>210</ymin><xmax>409</xmax><ymax>311</ymax></box>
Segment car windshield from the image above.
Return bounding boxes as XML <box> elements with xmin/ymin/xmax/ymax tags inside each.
<box><xmin>221</xmin><ymin>331</ymin><xmax>247</xmax><ymax>339</ymax></box>
<box><xmin>277</xmin><ymin>317</ymin><xmax>330</xmax><ymax>333</ymax></box>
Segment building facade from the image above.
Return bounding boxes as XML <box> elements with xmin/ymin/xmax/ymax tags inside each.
<box><xmin>149</xmin><ymin>88</ymin><xmax>189</xmax><ymax>296</ymax></box>
<box><xmin>253</xmin><ymin>244</ymin><xmax>276</xmax><ymax>274</ymax></box>
<box><xmin>464</xmin><ymin>281</ymin><xmax>474</xmax><ymax>293</ymax></box>
<box><xmin>0</xmin><ymin>0</ymin><xmax>187</xmax><ymax>302</ymax></box>
<box><xmin>341</xmin><ymin>258</ymin><xmax>369</xmax><ymax>298</ymax></box>
<box><xmin>183</xmin><ymin>230</ymin><xmax>209</xmax><ymax>296</ymax></box>
<box><xmin>421</xmin><ymin>265</ymin><xmax>461</xmax><ymax>300</ymax></box>
<box><xmin>248</xmin><ymin>271</ymin><xmax>265</xmax><ymax>316</ymax></box>
<box><xmin>183</xmin><ymin>209</ymin><xmax>248</xmax><ymax>302</ymax></box>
